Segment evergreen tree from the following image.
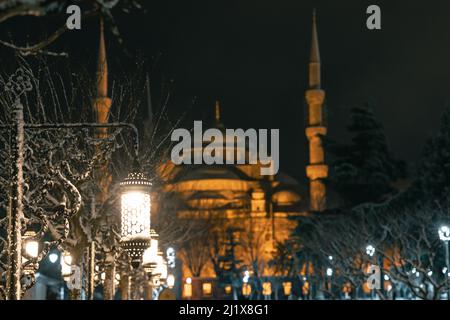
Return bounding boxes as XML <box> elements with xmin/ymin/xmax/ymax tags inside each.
<box><xmin>329</xmin><ymin>103</ymin><xmax>405</xmax><ymax>206</ymax></box>
<box><xmin>416</xmin><ymin>103</ymin><xmax>450</xmax><ymax>203</ymax></box>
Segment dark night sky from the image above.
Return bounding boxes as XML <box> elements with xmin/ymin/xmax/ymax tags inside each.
<box><xmin>4</xmin><ymin>0</ymin><xmax>450</xmax><ymax>183</ymax></box>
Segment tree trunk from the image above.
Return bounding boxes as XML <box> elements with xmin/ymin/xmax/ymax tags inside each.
<box><xmin>7</xmin><ymin>100</ymin><xmax>25</xmax><ymax>300</ymax></box>
<box><xmin>87</xmin><ymin>242</ymin><xmax>95</xmax><ymax>300</ymax></box>
<box><xmin>103</xmin><ymin>259</ymin><xmax>116</xmax><ymax>300</ymax></box>
<box><xmin>119</xmin><ymin>273</ymin><xmax>130</xmax><ymax>300</ymax></box>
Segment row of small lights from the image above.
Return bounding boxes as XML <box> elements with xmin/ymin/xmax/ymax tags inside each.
<box><xmin>178</xmin><ymin>226</ymin><xmax>450</xmax><ymax>298</ymax></box>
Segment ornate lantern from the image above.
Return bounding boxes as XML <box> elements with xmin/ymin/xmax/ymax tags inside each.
<box><xmin>120</xmin><ymin>163</ymin><xmax>152</xmax><ymax>268</ymax></box>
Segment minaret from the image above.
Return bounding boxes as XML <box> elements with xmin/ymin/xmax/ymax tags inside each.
<box><xmin>93</xmin><ymin>18</ymin><xmax>112</xmax><ymax>204</ymax></box>
<box><xmin>93</xmin><ymin>18</ymin><xmax>112</xmax><ymax>139</ymax></box>
<box><xmin>215</xmin><ymin>100</ymin><xmax>222</xmax><ymax>125</ymax></box>
<box><xmin>305</xmin><ymin>10</ymin><xmax>328</xmax><ymax>212</ymax></box>
<box><xmin>214</xmin><ymin>99</ymin><xmax>227</xmax><ymax>131</ymax></box>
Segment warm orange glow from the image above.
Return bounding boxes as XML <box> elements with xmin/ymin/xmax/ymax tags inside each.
<box><xmin>202</xmin><ymin>282</ymin><xmax>212</xmax><ymax>296</ymax></box>
<box><xmin>242</xmin><ymin>283</ymin><xmax>251</xmax><ymax>296</ymax></box>
<box><xmin>302</xmin><ymin>281</ymin><xmax>310</xmax><ymax>296</ymax></box>
<box><xmin>262</xmin><ymin>282</ymin><xmax>272</xmax><ymax>296</ymax></box>
<box><xmin>283</xmin><ymin>282</ymin><xmax>292</xmax><ymax>296</ymax></box>
<box><xmin>224</xmin><ymin>285</ymin><xmax>232</xmax><ymax>295</ymax></box>
<box><xmin>183</xmin><ymin>283</ymin><xmax>192</xmax><ymax>298</ymax></box>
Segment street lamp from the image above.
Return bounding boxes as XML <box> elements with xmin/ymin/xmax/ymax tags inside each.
<box><xmin>365</xmin><ymin>244</ymin><xmax>384</xmax><ymax>299</ymax></box>
<box><xmin>439</xmin><ymin>225</ymin><xmax>450</xmax><ymax>241</ymax></box>
<box><xmin>49</xmin><ymin>253</ymin><xmax>59</xmax><ymax>264</ymax></box>
<box><xmin>119</xmin><ymin>161</ymin><xmax>152</xmax><ymax>269</ymax></box>
<box><xmin>154</xmin><ymin>253</ymin><xmax>168</xmax><ymax>282</ymax></box>
<box><xmin>325</xmin><ymin>267</ymin><xmax>333</xmax><ymax>297</ymax></box>
<box><xmin>366</xmin><ymin>245</ymin><xmax>375</xmax><ymax>257</ymax></box>
<box><xmin>326</xmin><ymin>268</ymin><xmax>333</xmax><ymax>277</ymax></box>
<box><xmin>438</xmin><ymin>225</ymin><xmax>450</xmax><ymax>299</ymax></box>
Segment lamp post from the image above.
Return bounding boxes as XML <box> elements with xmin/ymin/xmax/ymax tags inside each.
<box><xmin>326</xmin><ymin>267</ymin><xmax>333</xmax><ymax>298</ymax></box>
<box><xmin>60</xmin><ymin>251</ymin><xmax>73</xmax><ymax>281</ymax></box>
<box><xmin>2</xmin><ymin>68</ymin><xmax>140</xmax><ymax>300</ymax></box>
<box><xmin>142</xmin><ymin>230</ymin><xmax>161</xmax><ymax>299</ymax></box>
<box><xmin>142</xmin><ymin>230</ymin><xmax>159</xmax><ymax>273</ymax></box>
<box><xmin>438</xmin><ymin>225</ymin><xmax>450</xmax><ymax>300</ymax></box>
<box><xmin>365</xmin><ymin>244</ymin><xmax>384</xmax><ymax>299</ymax></box>
<box><xmin>60</xmin><ymin>250</ymin><xmax>81</xmax><ymax>300</ymax></box>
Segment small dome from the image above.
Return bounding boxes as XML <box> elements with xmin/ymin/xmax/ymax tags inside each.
<box><xmin>272</xmin><ymin>190</ymin><xmax>301</xmax><ymax>205</ymax></box>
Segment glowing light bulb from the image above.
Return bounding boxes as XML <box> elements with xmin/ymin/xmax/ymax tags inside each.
<box><xmin>25</xmin><ymin>240</ymin><xmax>39</xmax><ymax>258</ymax></box>
<box><xmin>439</xmin><ymin>225</ymin><xmax>450</xmax><ymax>241</ymax></box>
<box><xmin>49</xmin><ymin>253</ymin><xmax>58</xmax><ymax>263</ymax></box>
<box><xmin>365</xmin><ymin>245</ymin><xmax>375</xmax><ymax>257</ymax></box>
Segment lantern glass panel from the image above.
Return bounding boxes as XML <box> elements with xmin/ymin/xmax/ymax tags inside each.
<box><xmin>25</xmin><ymin>240</ymin><xmax>39</xmax><ymax>258</ymax></box>
<box><xmin>121</xmin><ymin>191</ymin><xmax>151</xmax><ymax>240</ymax></box>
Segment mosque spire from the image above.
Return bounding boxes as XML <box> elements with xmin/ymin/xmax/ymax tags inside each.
<box><xmin>215</xmin><ymin>100</ymin><xmax>221</xmax><ymax>124</ymax></box>
<box><xmin>309</xmin><ymin>9</ymin><xmax>321</xmax><ymax>89</ymax></box>
<box><xmin>305</xmin><ymin>9</ymin><xmax>328</xmax><ymax>212</ymax></box>
<box><xmin>96</xmin><ymin>17</ymin><xmax>108</xmax><ymax>98</ymax></box>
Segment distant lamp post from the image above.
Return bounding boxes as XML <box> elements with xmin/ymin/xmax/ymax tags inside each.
<box><xmin>243</xmin><ymin>270</ymin><xmax>250</xmax><ymax>283</ymax></box>
<box><xmin>48</xmin><ymin>253</ymin><xmax>59</xmax><ymax>264</ymax></box>
<box><xmin>151</xmin><ymin>253</ymin><xmax>168</xmax><ymax>287</ymax></box>
<box><xmin>142</xmin><ymin>230</ymin><xmax>159</xmax><ymax>275</ymax></box>
<box><xmin>438</xmin><ymin>225</ymin><xmax>450</xmax><ymax>300</ymax></box>
<box><xmin>119</xmin><ymin>161</ymin><xmax>152</xmax><ymax>269</ymax></box>
<box><xmin>325</xmin><ymin>267</ymin><xmax>333</xmax><ymax>297</ymax></box>
<box><xmin>439</xmin><ymin>225</ymin><xmax>450</xmax><ymax>241</ymax></box>
<box><xmin>366</xmin><ymin>245</ymin><xmax>375</xmax><ymax>257</ymax></box>
<box><xmin>365</xmin><ymin>244</ymin><xmax>384</xmax><ymax>299</ymax></box>
<box><xmin>156</xmin><ymin>254</ymin><xmax>168</xmax><ymax>282</ymax></box>
<box><xmin>326</xmin><ymin>268</ymin><xmax>333</xmax><ymax>277</ymax></box>
<box><xmin>61</xmin><ymin>251</ymin><xmax>72</xmax><ymax>280</ymax></box>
